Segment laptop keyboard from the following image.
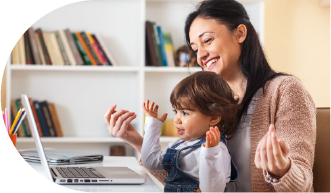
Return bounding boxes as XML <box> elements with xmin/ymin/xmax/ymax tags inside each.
<box><xmin>55</xmin><ymin>167</ymin><xmax>105</xmax><ymax>178</ymax></box>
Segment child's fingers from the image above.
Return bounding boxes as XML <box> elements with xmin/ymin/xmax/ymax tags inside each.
<box><xmin>209</xmin><ymin>128</ymin><xmax>218</xmax><ymax>146</ymax></box>
<box><xmin>214</xmin><ymin>126</ymin><xmax>220</xmax><ymax>140</ymax></box>
<box><xmin>205</xmin><ymin>132</ymin><xmax>211</xmax><ymax>148</ymax></box>
<box><xmin>149</xmin><ymin>102</ymin><xmax>155</xmax><ymax>111</ymax></box>
<box><xmin>154</xmin><ymin>105</ymin><xmax>159</xmax><ymax>113</ymax></box>
<box><xmin>145</xmin><ymin>100</ymin><xmax>150</xmax><ymax>110</ymax></box>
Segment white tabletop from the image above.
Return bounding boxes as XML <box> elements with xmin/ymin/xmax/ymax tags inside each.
<box><xmin>28</xmin><ymin>156</ymin><xmax>162</xmax><ymax>192</ymax></box>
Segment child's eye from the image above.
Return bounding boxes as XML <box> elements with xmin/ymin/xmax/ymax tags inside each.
<box><xmin>183</xmin><ymin>111</ymin><xmax>189</xmax><ymax>116</ymax></box>
<box><xmin>173</xmin><ymin>109</ymin><xmax>177</xmax><ymax>114</ymax></box>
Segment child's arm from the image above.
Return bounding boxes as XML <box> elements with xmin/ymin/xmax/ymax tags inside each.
<box><xmin>199</xmin><ymin>127</ymin><xmax>231</xmax><ymax>192</ymax></box>
<box><xmin>141</xmin><ymin>100</ymin><xmax>168</xmax><ymax>170</ymax></box>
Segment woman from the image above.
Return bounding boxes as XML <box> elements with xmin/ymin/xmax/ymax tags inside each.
<box><xmin>104</xmin><ymin>0</ymin><xmax>316</xmax><ymax>191</ymax></box>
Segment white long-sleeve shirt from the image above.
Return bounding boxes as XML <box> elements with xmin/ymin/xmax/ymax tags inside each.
<box><xmin>141</xmin><ymin>117</ymin><xmax>232</xmax><ymax>192</ymax></box>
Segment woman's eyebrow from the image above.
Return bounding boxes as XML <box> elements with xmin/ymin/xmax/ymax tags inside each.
<box><xmin>190</xmin><ymin>32</ymin><xmax>215</xmax><ymax>45</ymax></box>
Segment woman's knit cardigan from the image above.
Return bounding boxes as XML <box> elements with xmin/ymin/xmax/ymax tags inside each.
<box><xmin>144</xmin><ymin>76</ymin><xmax>316</xmax><ymax>192</ymax></box>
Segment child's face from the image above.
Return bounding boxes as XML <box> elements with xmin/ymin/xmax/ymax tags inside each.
<box><xmin>173</xmin><ymin>107</ymin><xmax>211</xmax><ymax>141</ymax></box>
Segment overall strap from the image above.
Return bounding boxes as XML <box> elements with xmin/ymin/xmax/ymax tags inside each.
<box><xmin>170</xmin><ymin>140</ymin><xmax>186</xmax><ymax>149</ymax></box>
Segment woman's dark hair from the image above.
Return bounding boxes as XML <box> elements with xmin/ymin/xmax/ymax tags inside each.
<box><xmin>184</xmin><ymin>0</ymin><xmax>286</xmax><ymax>122</ymax></box>
<box><xmin>170</xmin><ymin>71</ymin><xmax>240</xmax><ymax>138</ymax></box>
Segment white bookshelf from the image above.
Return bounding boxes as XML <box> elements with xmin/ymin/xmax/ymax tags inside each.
<box><xmin>7</xmin><ymin>0</ymin><xmax>264</xmax><ymax>157</ymax></box>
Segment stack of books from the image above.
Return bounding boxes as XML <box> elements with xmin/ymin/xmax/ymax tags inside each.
<box><xmin>11</xmin><ymin>27</ymin><xmax>118</xmax><ymax>66</ymax></box>
<box><xmin>11</xmin><ymin>98</ymin><xmax>63</xmax><ymax>137</ymax></box>
<box><xmin>145</xmin><ymin>20</ymin><xmax>176</xmax><ymax>67</ymax></box>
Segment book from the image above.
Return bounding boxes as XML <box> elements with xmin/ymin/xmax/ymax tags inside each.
<box><xmin>86</xmin><ymin>32</ymin><xmax>108</xmax><ymax>66</ymax></box>
<box><xmin>28</xmin><ymin>27</ymin><xmax>42</xmax><ymax>64</ymax></box>
<box><xmin>72</xmin><ymin>33</ymin><xmax>91</xmax><ymax>65</ymax></box>
<box><xmin>24</xmin><ymin>30</ymin><xmax>34</xmax><ymax>64</ymax></box>
<box><xmin>43</xmin><ymin>32</ymin><xmax>65</xmax><ymax>65</ymax></box>
<box><xmin>34</xmin><ymin>32</ymin><xmax>46</xmax><ymax>65</ymax></box>
<box><xmin>94</xmin><ymin>34</ymin><xmax>118</xmax><ymax>66</ymax></box>
<box><xmin>15</xmin><ymin>99</ymin><xmax>31</xmax><ymax>137</ymax></box>
<box><xmin>36</xmin><ymin>28</ymin><xmax>52</xmax><ymax>65</ymax></box>
<box><xmin>75</xmin><ymin>32</ymin><xmax>96</xmax><ymax>65</ymax></box>
<box><xmin>163</xmin><ymin>32</ymin><xmax>176</xmax><ymax>67</ymax></box>
<box><xmin>81</xmin><ymin>31</ymin><xmax>102</xmax><ymax>66</ymax></box>
<box><xmin>157</xmin><ymin>26</ymin><xmax>168</xmax><ymax>66</ymax></box>
<box><xmin>11</xmin><ymin>39</ymin><xmax>20</xmax><ymax>64</ymax></box>
<box><xmin>34</xmin><ymin>101</ymin><xmax>51</xmax><ymax>136</ymax></box>
<box><xmin>39</xmin><ymin>101</ymin><xmax>57</xmax><ymax>137</ymax></box>
<box><xmin>29</xmin><ymin>98</ymin><xmax>43</xmax><ymax>137</ymax></box>
<box><xmin>48</xmin><ymin>103</ymin><xmax>63</xmax><ymax>137</ymax></box>
<box><xmin>64</xmin><ymin>29</ymin><xmax>84</xmax><ymax>65</ymax></box>
<box><xmin>11</xmin><ymin>99</ymin><xmax>24</xmax><ymax>137</ymax></box>
<box><xmin>55</xmin><ymin>31</ymin><xmax>70</xmax><ymax>65</ymax></box>
<box><xmin>145</xmin><ymin>21</ymin><xmax>160</xmax><ymax>66</ymax></box>
<box><xmin>152</xmin><ymin>22</ymin><xmax>164</xmax><ymax>66</ymax></box>
<box><xmin>59</xmin><ymin>29</ymin><xmax>77</xmax><ymax>65</ymax></box>
<box><xmin>18</xmin><ymin>34</ymin><xmax>26</xmax><ymax>64</ymax></box>
<box><xmin>91</xmin><ymin>34</ymin><xmax>112</xmax><ymax>66</ymax></box>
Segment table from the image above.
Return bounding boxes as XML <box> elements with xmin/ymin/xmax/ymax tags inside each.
<box><xmin>28</xmin><ymin>156</ymin><xmax>162</xmax><ymax>192</ymax></box>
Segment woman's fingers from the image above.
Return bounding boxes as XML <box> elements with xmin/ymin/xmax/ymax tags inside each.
<box><xmin>117</xmin><ymin>113</ymin><xmax>137</xmax><ymax>137</ymax></box>
<box><xmin>259</xmin><ymin>133</ymin><xmax>268</xmax><ymax>170</ymax></box>
<box><xmin>109</xmin><ymin>109</ymin><xmax>129</xmax><ymax>135</ymax></box>
<box><xmin>104</xmin><ymin>104</ymin><xmax>117</xmax><ymax>127</ymax></box>
<box><xmin>267</xmin><ymin>130</ymin><xmax>275</xmax><ymax>168</ymax></box>
<box><xmin>254</xmin><ymin>140</ymin><xmax>261</xmax><ymax>168</ymax></box>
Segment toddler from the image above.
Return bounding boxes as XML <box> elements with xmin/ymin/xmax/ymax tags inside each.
<box><xmin>141</xmin><ymin>71</ymin><xmax>240</xmax><ymax>192</ymax></box>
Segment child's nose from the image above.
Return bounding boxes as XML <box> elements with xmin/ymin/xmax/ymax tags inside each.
<box><xmin>174</xmin><ymin>116</ymin><xmax>182</xmax><ymax>124</ymax></box>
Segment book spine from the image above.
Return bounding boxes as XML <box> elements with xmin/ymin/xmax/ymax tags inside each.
<box><xmin>94</xmin><ymin>34</ymin><xmax>118</xmax><ymax>66</ymax></box>
<box><xmin>152</xmin><ymin>23</ymin><xmax>163</xmax><ymax>66</ymax></box>
<box><xmin>29</xmin><ymin>98</ymin><xmax>43</xmax><ymax>137</ymax></box>
<box><xmin>163</xmin><ymin>32</ymin><xmax>176</xmax><ymax>67</ymax></box>
<box><xmin>28</xmin><ymin>27</ymin><xmax>41</xmax><ymax>64</ymax></box>
<box><xmin>55</xmin><ymin>31</ymin><xmax>70</xmax><ymax>65</ymax></box>
<box><xmin>48</xmin><ymin>103</ymin><xmax>63</xmax><ymax>137</ymax></box>
<box><xmin>36</xmin><ymin>28</ymin><xmax>52</xmax><ymax>65</ymax></box>
<box><xmin>86</xmin><ymin>33</ymin><xmax>108</xmax><ymax>66</ymax></box>
<box><xmin>91</xmin><ymin>34</ymin><xmax>112</xmax><ymax>66</ymax></box>
<box><xmin>64</xmin><ymin>29</ymin><xmax>84</xmax><ymax>65</ymax></box>
<box><xmin>145</xmin><ymin>21</ymin><xmax>160</xmax><ymax>66</ymax></box>
<box><xmin>24</xmin><ymin>30</ymin><xmax>34</xmax><ymax>64</ymax></box>
<box><xmin>59</xmin><ymin>30</ymin><xmax>76</xmax><ymax>65</ymax></box>
<box><xmin>40</xmin><ymin>101</ymin><xmax>57</xmax><ymax>137</ymax></box>
<box><xmin>81</xmin><ymin>32</ymin><xmax>102</xmax><ymax>66</ymax></box>
<box><xmin>157</xmin><ymin>26</ymin><xmax>168</xmax><ymax>66</ymax></box>
<box><xmin>34</xmin><ymin>101</ymin><xmax>51</xmax><ymax>136</ymax></box>
<box><xmin>74</xmin><ymin>33</ymin><xmax>94</xmax><ymax>65</ymax></box>
<box><xmin>50</xmin><ymin>32</ymin><xmax>65</xmax><ymax>65</ymax></box>
<box><xmin>34</xmin><ymin>32</ymin><xmax>46</xmax><ymax>65</ymax></box>
<box><xmin>18</xmin><ymin>35</ymin><xmax>26</xmax><ymax>65</ymax></box>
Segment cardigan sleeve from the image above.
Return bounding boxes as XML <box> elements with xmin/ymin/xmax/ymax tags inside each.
<box><xmin>271</xmin><ymin>77</ymin><xmax>316</xmax><ymax>192</ymax></box>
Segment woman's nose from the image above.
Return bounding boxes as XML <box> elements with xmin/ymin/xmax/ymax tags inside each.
<box><xmin>197</xmin><ymin>47</ymin><xmax>208</xmax><ymax>67</ymax></box>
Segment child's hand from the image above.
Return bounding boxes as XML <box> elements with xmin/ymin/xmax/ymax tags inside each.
<box><xmin>204</xmin><ymin>126</ymin><xmax>220</xmax><ymax>148</ymax></box>
<box><xmin>142</xmin><ymin>99</ymin><xmax>167</xmax><ymax>122</ymax></box>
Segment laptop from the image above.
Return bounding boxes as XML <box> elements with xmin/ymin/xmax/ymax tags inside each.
<box><xmin>20</xmin><ymin>94</ymin><xmax>145</xmax><ymax>185</ymax></box>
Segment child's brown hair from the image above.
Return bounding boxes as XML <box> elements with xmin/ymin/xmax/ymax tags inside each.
<box><xmin>170</xmin><ymin>71</ymin><xmax>240</xmax><ymax>138</ymax></box>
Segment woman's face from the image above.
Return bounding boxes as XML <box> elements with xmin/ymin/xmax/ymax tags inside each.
<box><xmin>189</xmin><ymin>17</ymin><xmax>242</xmax><ymax>80</ymax></box>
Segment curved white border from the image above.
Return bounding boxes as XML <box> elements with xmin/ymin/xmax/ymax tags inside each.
<box><xmin>0</xmin><ymin>1</ymin><xmax>82</xmax><ymax>193</ymax></box>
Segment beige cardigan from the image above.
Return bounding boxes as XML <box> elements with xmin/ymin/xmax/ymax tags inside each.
<box><xmin>146</xmin><ymin>76</ymin><xmax>316</xmax><ymax>192</ymax></box>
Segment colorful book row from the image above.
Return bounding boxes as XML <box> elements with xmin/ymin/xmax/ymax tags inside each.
<box><xmin>11</xmin><ymin>98</ymin><xmax>63</xmax><ymax>137</ymax></box>
<box><xmin>145</xmin><ymin>21</ymin><xmax>176</xmax><ymax>67</ymax></box>
<box><xmin>11</xmin><ymin>27</ymin><xmax>118</xmax><ymax>66</ymax></box>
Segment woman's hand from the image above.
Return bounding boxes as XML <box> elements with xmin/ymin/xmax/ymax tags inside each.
<box><xmin>142</xmin><ymin>99</ymin><xmax>167</xmax><ymax>122</ymax></box>
<box><xmin>254</xmin><ymin>124</ymin><xmax>291</xmax><ymax>178</ymax></box>
<box><xmin>204</xmin><ymin>126</ymin><xmax>220</xmax><ymax>148</ymax></box>
<box><xmin>104</xmin><ymin>104</ymin><xmax>143</xmax><ymax>153</ymax></box>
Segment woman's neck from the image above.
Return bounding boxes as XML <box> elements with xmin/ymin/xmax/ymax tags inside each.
<box><xmin>223</xmin><ymin>69</ymin><xmax>247</xmax><ymax>104</ymax></box>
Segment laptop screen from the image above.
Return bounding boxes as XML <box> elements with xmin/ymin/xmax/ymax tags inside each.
<box><xmin>21</xmin><ymin>94</ymin><xmax>54</xmax><ymax>182</ymax></box>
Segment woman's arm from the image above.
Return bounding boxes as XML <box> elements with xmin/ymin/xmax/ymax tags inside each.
<box><xmin>255</xmin><ymin>77</ymin><xmax>316</xmax><ymax>192</ymax></box>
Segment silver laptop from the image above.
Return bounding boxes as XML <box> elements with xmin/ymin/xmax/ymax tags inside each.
<box><xmin>21</xmin><ymin>94</ymin><xmax>145</xmax><ymax>185</ymax></box>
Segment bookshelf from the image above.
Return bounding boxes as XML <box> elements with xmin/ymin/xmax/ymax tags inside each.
<box><xmin>6</xmin><ymin>0</ymin><xmax>264</xmax><ymax>157</ymax></box>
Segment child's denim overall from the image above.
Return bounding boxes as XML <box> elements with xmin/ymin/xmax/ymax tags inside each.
<box><xmin>162</xmin><ymin>135</ymin><xmax>238</xmax><ymax>192</ymax></box>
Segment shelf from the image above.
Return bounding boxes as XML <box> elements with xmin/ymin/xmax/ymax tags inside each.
<box><xmin>16</xmin><ymin>136</ymin><xmax>179</xmax><ymax>143</ymax></box>
<box><xmin>9</xmin><ymin>65</ymin><xmax>140</xmax><ymax>72</ymax></box>
<box><xmin>144</xmin><ymin>66</ymin><xmax>202</xmax><ymax>73</ymax></box>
